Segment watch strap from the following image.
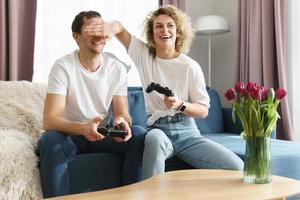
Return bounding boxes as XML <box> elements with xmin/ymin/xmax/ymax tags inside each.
<box><xmin>177</xmin><ymin>101</ymin><xmax>186</xmax><ymax>112</ymax></box>
<box><xmin>179</xmin><ymin>103</ymin><xmax>186</xmax><ymax>112</ymax></box>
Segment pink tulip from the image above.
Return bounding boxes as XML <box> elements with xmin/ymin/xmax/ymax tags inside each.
<box><xmin>224</xmin><ymin>88</ymin><xmax>236</xmax><ymax>101</ymax></box>
<box><xmin>225</xmin><ymin>82</ymin><xmax>287</xmax><ymax>139</ymax></box>
<box><xmin>235</xmin><ymin>82</ymin><xmax>245</xmax><ymax>93</ymax></box>
<box><xmin>250</xmin><ymin>87</ymin><xmax>262</xmax><ymax>100</ymax></box>
<box><xmin>260</xmin><ymin>86</ymin><xmax>269</xmax><ymax>101</ymax></box>
<box><xmin>241</xmin><ymin>88</ymin><xmax>248</xmax><ymax>98</ymax></box>
<box><xmin>275</xmin><ymin>88</ymin><xmax>287</xmax><ymax>100</ymax></box>
<box><xmin>246</xmin><ymin>82</ymin><xmax>257</xmax><ymax>92</ymax></box>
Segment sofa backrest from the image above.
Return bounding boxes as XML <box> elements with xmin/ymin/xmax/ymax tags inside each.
<box><xmin>127</xmin><ymin>87</ymin><xmax>147</xmax><ymax>128</ymax></box>
<box><xmin>194</xmin><ymin>88</ymin><xmax>224</xmax><ymax>134</ymax></box>
<box><xmin>127</xmin><ymin>87</ymin><xmax>225</xmax><ymax>133</ymax></box>
<box><xmin>0</xmin><ymin>82</ymin><xmax>223</xmax><ymax>140</ymax></box>
<box><xmin>0</xmin><ymin>81</ymin><xmax>47</xmax><ymax>142</ymax></box>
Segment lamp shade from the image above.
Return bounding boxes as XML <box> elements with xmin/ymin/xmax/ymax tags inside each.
<box><xmin>196</xmin><ymin>15</ymin><xmax>230</xmax><ymax>35</ymax></box>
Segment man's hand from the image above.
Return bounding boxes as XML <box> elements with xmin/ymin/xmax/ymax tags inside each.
<box><xmin>112</xmin><ymin>116</ymin><xmax>132</xmax><ymax>142</ymax></box>
<box><xmin>164</xmin><ymin>96</ymin><xmax>182</xmax><ymax>110</ymax></box>
<box><xmin>82</xmin><ymin>116</ymin><xmax>105</xmax><ymax>142</ymax></box>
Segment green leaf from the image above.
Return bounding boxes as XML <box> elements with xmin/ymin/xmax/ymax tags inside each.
<box><xmin>241</xmin><ymin>131</ymin><xmax>247</xmax><ymax>140</ymax></box>
<box><xmin>267</xmin><ymin>88</ymin><xmax>275</xmax><ymax>103</ymax></box>
<box><xmin>265</xmin><ymin>116</ymin><xmax>278</xmax><ymax>137</ymax></box>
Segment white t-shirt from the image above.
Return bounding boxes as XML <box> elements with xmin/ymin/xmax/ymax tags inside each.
<box><xmin>47</xmin><ymin>50</ymin><xmax>128</xmax><ymax>125</ymax></box>
<box><xmin>128</xmin><ymin>36</ymin><xmax>210</xmax><ymax>126</ymax></box>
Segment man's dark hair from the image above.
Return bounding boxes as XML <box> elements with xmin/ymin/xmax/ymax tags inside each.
<box><xmin>71</xmin><ymin>11</ymin><xmax>101</xmax><ymax>33</ymax></box>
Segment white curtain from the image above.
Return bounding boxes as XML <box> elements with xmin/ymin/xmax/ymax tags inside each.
<box><xmin>33</xmin><ymin>0</ymin><xmax>158</xmax><ymax>86</ymax></box>
<box><xmin>287</xmin><ymin>0</ymin><xmax>300</xmax><ymax>141</ymax></box>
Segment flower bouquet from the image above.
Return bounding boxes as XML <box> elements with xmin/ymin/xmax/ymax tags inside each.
<box><xmin>224</xmin><ymin>82</ymin><xmax>287</xmax><ymax>184</ymax></box>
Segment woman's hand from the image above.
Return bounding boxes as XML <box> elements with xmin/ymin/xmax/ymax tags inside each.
<box><xmin>84</xmin><ymin>22</ymin><xmax>114</xmax><ymax>42</ymax></box>
<box><xmin>164</xmin><ymin>96</ymin><xmax>182</xmax><ymax>111</ymax></box>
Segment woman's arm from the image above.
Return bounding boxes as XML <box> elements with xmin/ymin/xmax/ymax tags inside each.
<box><xmin>84</xmin><ymin>20</ymin><xmax>132</xmax><ymax>49</ymax></box>
<box><xmin>164</xmin><ymin>96</ymin><xmax>208</xmax><ymax>118</ymax></box>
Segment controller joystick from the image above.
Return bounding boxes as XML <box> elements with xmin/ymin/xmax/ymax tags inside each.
<box><xmin>97</xmin><ymin>125</ymin><xmax>128</xmax><ymax>138</ymax></box>
<box><xmin>146</xmin><ymin>82</ymin><xmax>174</xmax><ymax>97</ymax></box>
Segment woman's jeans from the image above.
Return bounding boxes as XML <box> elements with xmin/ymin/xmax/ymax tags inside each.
<box><xmin>142</xmin><ymin>114</ymin><xmax>244</xmax><ymax>179</ymax></box>
<box><xmin>38</xmin><ymin>125</ymin><xmax>145</xmax><ymax>198</ymax></box>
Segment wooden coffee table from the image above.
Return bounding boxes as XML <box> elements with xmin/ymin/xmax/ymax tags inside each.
<box><xmin>48</xmin><ymin>169</ymin><xmax>300</xmax><ymax>200</ymax></box>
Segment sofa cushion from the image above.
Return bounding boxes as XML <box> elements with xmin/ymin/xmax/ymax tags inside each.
<box><xmin>127</xmin><ymin>87</ymin><xmax>147</xmax><ymax>128</ymax></box>
<box><xmin>203</xmin><ymin>133</ymin><xmax>300</xmax><ymax>180</ymax></box>
<box><xmin>0</xmin><ymin>129</ymin><xmax>43</xmax><ymax>199</ymax></box>
<box><xmin>108</xmin><ymin>87</ymin><xmax>147</xmax><ymax>128</ymax></box>
<box><xmin>195</xmin><ymin>88</ymin><xmax>224</xmax><ymax>133</ymax></box>
<box><xmin>0</xmin><ymin>81</ymin><xmax>46</xmax><ymax>143</ymax></box>
<box><xmin>69</xmin><ymin>153</ymin><xmax>122</xmax><ymax>194</ymax></box>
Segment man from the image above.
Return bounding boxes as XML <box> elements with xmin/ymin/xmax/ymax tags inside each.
<box><xmin>38</xmin><ymin>11</ymin><xmax>145</xmax><ymax>198</ymax></box>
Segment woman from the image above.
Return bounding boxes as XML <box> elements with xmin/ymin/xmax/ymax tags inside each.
<box><xmin>85</xmin><ymin>5</ymin><xmax>243</xmax><ymax>179</ymax></box>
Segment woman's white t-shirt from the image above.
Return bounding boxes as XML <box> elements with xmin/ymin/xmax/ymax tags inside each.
<box><xmin>47</xmin><ymin>50</ymin><xmax>128</xmax><ymax>125</ymax></box>
<box><xmin>128</xmin><ymin>36</ymin><xmax>210</xmax><ymax>126</ymax></box>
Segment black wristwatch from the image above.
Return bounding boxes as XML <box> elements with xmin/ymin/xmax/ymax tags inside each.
<box><xmin>178</xmin><ymin>102</ymin><xmax>186</xmax><ymax>112</ymax></box>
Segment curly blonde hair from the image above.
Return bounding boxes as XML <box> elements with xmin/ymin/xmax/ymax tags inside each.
<box><xmin>143</xmin><ymin>5</ymin><xmax>194</xmax><ymax>55</ymax></box>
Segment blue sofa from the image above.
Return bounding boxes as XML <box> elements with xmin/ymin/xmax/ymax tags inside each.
<box><xmin>67</xmin><ymin>87</ymin><xmax>300</xmax><ymax>198</ymax></box>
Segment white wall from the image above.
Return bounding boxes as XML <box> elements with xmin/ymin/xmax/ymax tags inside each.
<box><xmin>186</xmin><ymin>0</ymin><xmax>237</xmax><ymax>106</ymax></box>
<box><xmin>33</xmin><ymin>0</ymin><xmax>158</xmax><ymax>86</ymax></box>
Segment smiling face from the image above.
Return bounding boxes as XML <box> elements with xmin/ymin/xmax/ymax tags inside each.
<box><xmin>152</xmin><ymin>14</ymin><xmax>177</xmax><ymax>51</ymax></box>
<box><xmin>73</xmin><ymin>16</ymin><xmax>105</xmax><ymax>55</ymax></box>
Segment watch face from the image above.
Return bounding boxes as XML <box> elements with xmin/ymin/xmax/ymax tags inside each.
<box><xmin>180</xmin><ymin>104</ymin><xmax>186</xmax><ymax>112</ymax></box>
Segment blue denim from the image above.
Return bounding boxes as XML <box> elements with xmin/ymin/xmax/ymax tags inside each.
<box><xmin>38</xmin><ymin>125</ymin><xmax>145</xmax><ymax>198</ymax></box>
<box><xmin>142</xmin><ymin>114</ymin><xmax>244</xmax><ymax>179</ymax></box>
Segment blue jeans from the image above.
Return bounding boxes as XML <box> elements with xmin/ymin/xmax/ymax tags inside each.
<box><xmin>38</xmin><ymin>125</ymin><xmax>145</xmax><ymax>198</ymax></box>
<box><xmin>142</xmin><ymin>114</ymin><xmax>244</xmax><ymax>179</ymax></box>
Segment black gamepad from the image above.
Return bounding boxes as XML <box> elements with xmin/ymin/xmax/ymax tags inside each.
<box><xmin>146</xmin><ymin>82</ymin><xmax>174</xmax><ymax>97</ymax></box>
<box><xmin>97</xmin><ymin>125</ymin><xmax>128</xmax><ymax>139</ymax></box>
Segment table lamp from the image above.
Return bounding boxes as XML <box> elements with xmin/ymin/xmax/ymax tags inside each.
<box><xmin>196</xmin><ymin>15</ymin><xmax>230</xmax><ymax>87</ymax></box>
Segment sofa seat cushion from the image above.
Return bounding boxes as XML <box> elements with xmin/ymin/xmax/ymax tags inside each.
<box><xmin>68</xmin><ymin>153</ymin><xmax>122</xmax><ymax>194</ymax></box>
<box><xmin>202</xmin><ymin>133</ymin><xmax>245</xmax><ymax>158</ymax></box>
<box><xmin>203</xmin><ymin>133</ymin><xmax>300</xmax><ymax>180</ymax></box>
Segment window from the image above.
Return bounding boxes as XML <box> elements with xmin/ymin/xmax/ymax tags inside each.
<box><xmin>286</xmin><ymin>0</ymin><xmax>300</xmax><ymax>141</ymax></box>
<box><xmin>33</xmin><ymin>0</ymin><xmax>158</xmax><ymax>86</ymax></box>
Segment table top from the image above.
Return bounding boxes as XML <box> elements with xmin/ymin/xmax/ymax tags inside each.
<box><xmin>49</xmin><ymin>169</ymin><xmax>300</xmax><ymax>200</ymax></box>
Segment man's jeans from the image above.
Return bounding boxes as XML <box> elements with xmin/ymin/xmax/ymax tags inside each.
<box><xmin>142</xmin><ymin>114</ymin><xmax>244</xmax><ymax>179</ymax></box>
<box><xmin>38</xmin><ymin>125</ymin><xmax>145</xmax><ymax>198</ymax></box>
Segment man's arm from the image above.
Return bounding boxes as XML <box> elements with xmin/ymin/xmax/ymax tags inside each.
<box><xmin>43</xmin><ymin>93</ymin><xmax>104</xmax><ymax>141</ymax></box>
<box><xmin>111</xmin><ymin>95</ymin><xmax>132</xmax><ymax>142</ymax></box>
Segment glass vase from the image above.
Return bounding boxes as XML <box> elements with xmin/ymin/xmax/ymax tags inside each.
<box><xmin>243</xmin><ymin>137</ymin><xmax>272</xmax><ymax>184</ymax></box>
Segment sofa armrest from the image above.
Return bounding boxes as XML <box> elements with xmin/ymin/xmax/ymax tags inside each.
<box><xmin>0</xmin><ymin>129</ymin><xmax>43</xmax><ymax>199</ymax></box>
<box><xmin>222</xmin><ymin>107</ymin><xmax>276</xmax><ymax>138</ymax></box>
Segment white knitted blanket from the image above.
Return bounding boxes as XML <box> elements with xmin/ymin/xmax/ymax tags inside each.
<box><xmin>0</xmin><ymin>81</ymin><xmax>46</xmax><ymax>200</ymax></box>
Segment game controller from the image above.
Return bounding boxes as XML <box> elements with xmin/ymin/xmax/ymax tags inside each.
<box><xmin>146</xmin><ymin>82</ymin><xmax>174</xmax><ymax>97</ymax></box>
<box><xmin>97</xmin><ymin>125</ymin><xmax>128</xmax><ymax>139</ymax></box>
